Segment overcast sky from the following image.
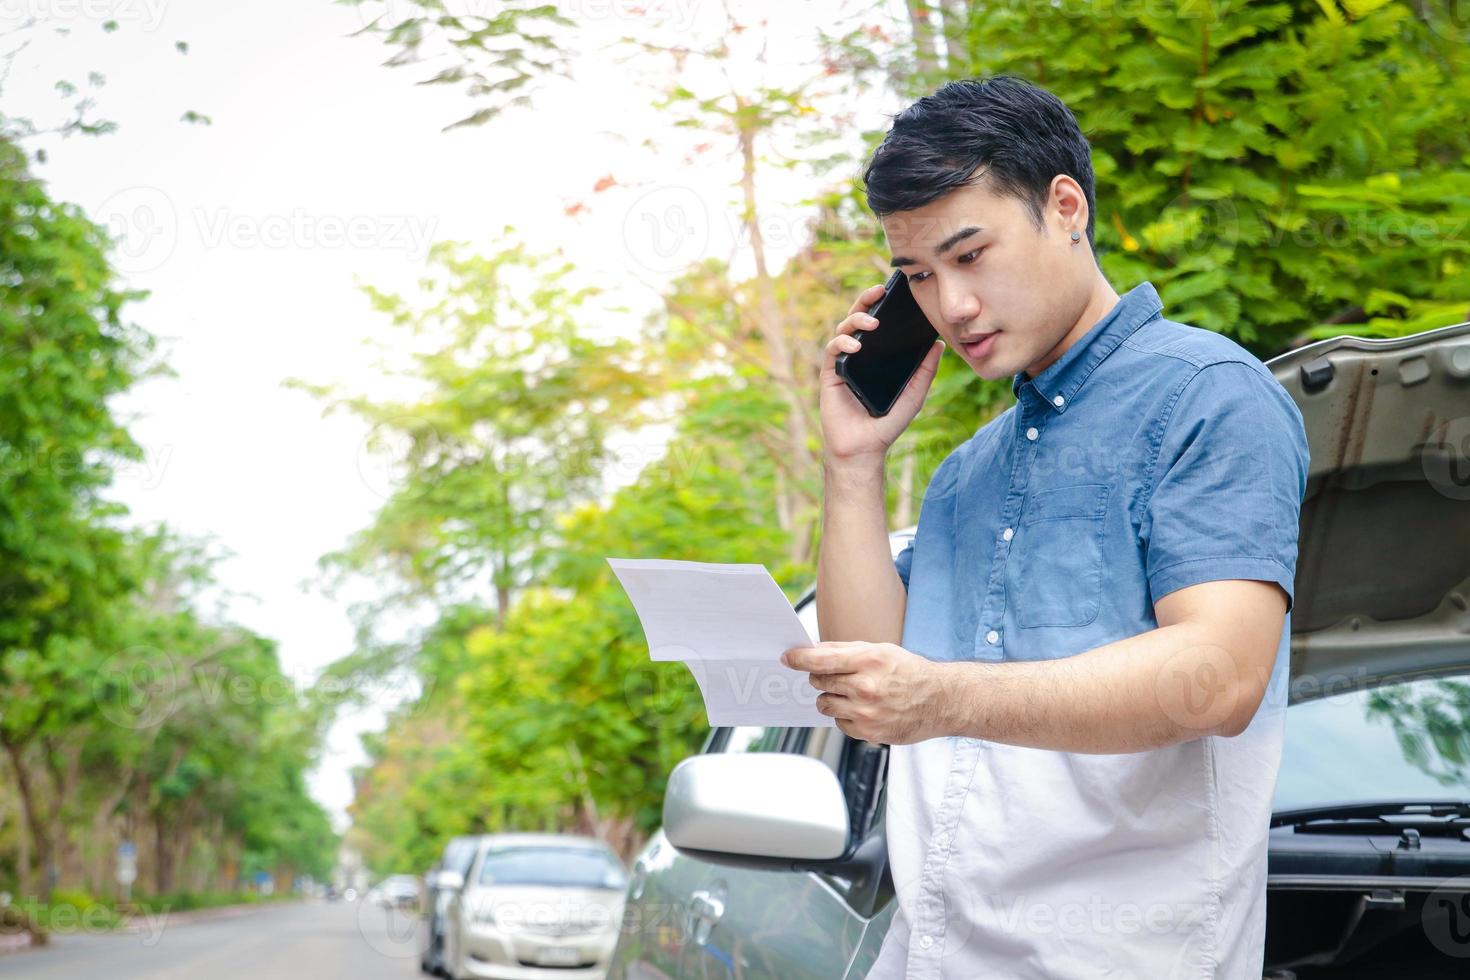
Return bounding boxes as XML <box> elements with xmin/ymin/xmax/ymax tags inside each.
<box><xmin>6</xmin><ymin>0</ymin><xmax>891</xmax><ymax>831</ymax></box>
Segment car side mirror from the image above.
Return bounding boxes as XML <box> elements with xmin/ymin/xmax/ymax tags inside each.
<box><xmin>663</xmin><ymin>752</ymin><xmax>849</xmax><ymax>862</ymax></box>
<box><xmin>435</xmin><ymin>870</ymin><xmax>465</xmax><ymax>891</ymax></box>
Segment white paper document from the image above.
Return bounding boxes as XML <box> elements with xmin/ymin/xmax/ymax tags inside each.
<box><xmin>606</xmin><ymin>557</ymin><xmax>834</xmax><ymax>727</ymax></box>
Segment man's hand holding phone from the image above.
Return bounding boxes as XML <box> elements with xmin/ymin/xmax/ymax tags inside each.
<box><xmin>820</xmin><ymin>277</ymin><xmax>944</xmax><ymax>466</ymax></box>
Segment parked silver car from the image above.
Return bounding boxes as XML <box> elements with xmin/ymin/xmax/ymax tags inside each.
<box><xmin>607</xmin><ymin>321</ymin><xmax>1470</xmax><ymax>977</ymax></box>
<box><xmin>372</xmin><ymin>873</ymin><xmax>422</xmax><ymax>910</ymax></box>
<box><xmin>442</xmin><ymin>833</ymin><xmax>628</xmax><ymax>979</ymax></box>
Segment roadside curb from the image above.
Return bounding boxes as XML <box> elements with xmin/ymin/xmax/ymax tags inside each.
<box><xmin>116</xmin><ymin>898</ymin><xmax>302</xmax><ymax>932</ymax></box>
<box><xmin>0</xmin><ymin>898</ymin><xmax>303</xmax><ymax>956</ymax></box>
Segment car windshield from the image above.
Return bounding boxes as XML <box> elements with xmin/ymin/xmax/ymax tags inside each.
<box><xmin>476</xmin><ymin>847</ymin><xmax>625</xmax><ymax>889</ymax></box>
<box><xmin>1274</xmin><ymin>671</ymin><xmax>1470</xmax><ymax>813</ymax></box>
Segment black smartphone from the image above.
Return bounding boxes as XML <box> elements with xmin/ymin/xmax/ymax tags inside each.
<box><xmin>834</xmin><ymin>269</ymin><xmax>939</xmax><ymax>418</ymax></box>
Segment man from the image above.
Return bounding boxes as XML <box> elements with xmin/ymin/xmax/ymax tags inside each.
<box><xmin>779</xmin><ymin>75</ymin><xmax>1310</xmax><ymax>977</ymax></box>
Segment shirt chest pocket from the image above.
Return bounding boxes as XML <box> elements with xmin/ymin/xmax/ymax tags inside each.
<box><xmin>1013</xmin><ymin>483</ymin><xmax>1110</xmax><ymax>628</ymax></box>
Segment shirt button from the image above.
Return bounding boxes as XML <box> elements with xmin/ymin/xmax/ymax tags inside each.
<box><xmin>1025</xmin><ymin>426</ymin><xmax>1039</xmax><ymax>441</ymax></box>
<box><xmin>985</xmin><ymin>630</ymin><xmax>999</xmax><ymax>645</ymax></box>
<box><xmin>1053</xmin><ymin>394</ymin><xmax>1065</xmax><ymax>407</ymax></box>
<box><xmin>919</xmin><ymin>935</ymin><xmax>935</xmax><ymax>949</ymax></box>
<box><xmin>1002</xmin><ymin>527</ymin><xmax>1013</xmax><ymax>541</ymax></box>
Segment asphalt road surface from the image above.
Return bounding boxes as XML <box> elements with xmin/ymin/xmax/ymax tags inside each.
<box><xmin>0</xmin><ymin>900</ymin><xmax>429</xmax><ymax>980</ymax></box>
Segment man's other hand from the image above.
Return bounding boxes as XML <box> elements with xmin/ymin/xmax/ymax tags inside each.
<box><xmin>781</xmin><ymin>640</ymin><xmax>949</xmax><ymax>745</ymax></box>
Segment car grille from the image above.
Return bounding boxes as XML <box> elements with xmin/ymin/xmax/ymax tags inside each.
<box><xmin>515</xmin><ymin>955</ymin><xmax>597</xmax><ymax>970</ymax></box>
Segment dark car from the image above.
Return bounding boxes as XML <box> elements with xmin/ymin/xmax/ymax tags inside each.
<box><xmin>422</xmin><ymin>835</ymin><xmax>482</xmax><ymax>977</ymax></box>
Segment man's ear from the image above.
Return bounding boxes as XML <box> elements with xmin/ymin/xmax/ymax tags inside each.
<box><xmin>1048</xmin><ymin>173</ymin><xmax>1088</xmax><ymax>236</ymax></box>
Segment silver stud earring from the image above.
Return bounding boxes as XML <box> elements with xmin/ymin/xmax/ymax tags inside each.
<box><xmin>1070</xmin><ymin>231</ymin><xmax>1081</xmax><ymax>243</ymax></box>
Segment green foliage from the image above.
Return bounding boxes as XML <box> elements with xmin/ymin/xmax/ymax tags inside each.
<box><xmin>20</xmin><ymin>889</ymin><xmax>123</xmax><ymax>932</ymax></box>
<box><xmin>0</xmin><ymin>141</ymin><xmax>335</xmax><ymax>898</ymax></box>
<box><xmin>852</xmin><ymin>0</ymin><xmax>1470</xmax><ymax>351</ymax></box>
<box><xmin>1368</xmin><ymin>678</ymin><xmax>1470</xmax><ymax>788</ymax></box>
<box><xmin>0</xmin><ymin>137</ymin><xmax>149</xmax><ymax>654</ymax></box>
<box><xmin>337</xmin><ymin>0</ymin><xmax>577</xmax><ymax>131</ymax></box>
<box><xmin>13</xmin><ymin>888</ymin><xmax>296</xmax><ymax>936</ymax></box>
<box><xmin>299</xmin><ymin>234</ymin><xmax>652</xmax><ymax>627</ymax></box>
<box><xmin>1</xmin><ymin>17</ymin><xmax>201</xmax><ymax>155</ymax></box>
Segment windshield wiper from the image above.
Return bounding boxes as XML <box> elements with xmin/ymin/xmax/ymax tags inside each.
<box><xmin>1272</xmin><ymin>799</ymin><xmax>1470</xmax><ymax>830</ymax></box>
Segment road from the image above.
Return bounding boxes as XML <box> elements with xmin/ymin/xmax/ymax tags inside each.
<box><xmin>0</xmin><ymin>899</ymin><xmax>430</xmax><ymax>980</ymax></box>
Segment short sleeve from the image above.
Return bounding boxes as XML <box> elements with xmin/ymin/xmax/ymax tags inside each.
<box><xmin>1142</xmin><ymin>360</ymin><xmax>1310</xmax><ymax>613</ymax></box>
<box><xmin>894</xmin><ymin>538</ymin><xmax>915</xmax><ymax>590</ymax></box>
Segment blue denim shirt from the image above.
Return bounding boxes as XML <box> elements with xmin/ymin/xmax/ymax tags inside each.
<box><xmin>894</xmin><ymin>279</ymin><xmax>1309</xmax><ymax>665</ymax></box>
<box><xmin>868</xmin><ymin>280</ymin><xmax>1312</xmax><ymax>979</ymax></box>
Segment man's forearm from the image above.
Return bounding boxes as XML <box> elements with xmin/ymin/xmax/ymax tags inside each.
<box><xmin>815</xmin><ymin>455</ymin><xmax>906</xmax><ymax>644</ymax></box>
<box><xmin>934</xmin><ymin>622</ymin><xmax>1270</xmax><ymax>753</ymax></box>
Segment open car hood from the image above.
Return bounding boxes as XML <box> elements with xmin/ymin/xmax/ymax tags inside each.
<box><xmin>1266</xmin><ymin>321</ymin><xmax>1470</xmax><ymax>701</ymax></box>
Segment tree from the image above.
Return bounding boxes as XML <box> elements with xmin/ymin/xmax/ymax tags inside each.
<box><xmin>297</xmin><ymin>233</ymin><xmax>651</xmax><ymax>626</ymax></box>
<box><xmin>0</xmin><ymin>135</ymin><xmax>152</xmax><ymax>900</ymax></box>
<box><xmin>0</xmin><ymin>140</ymin><xmax>334</xmax><ymax>901</ymax></box>
<box><xmin>823</xmin><ymin>0</ymin><xmax>1470</xmax><ymax>349</ymax></box>
<box><xmin>337</xmin><ymin>0</ymin><xmax>577</xmax><ymax>131</ymax></box>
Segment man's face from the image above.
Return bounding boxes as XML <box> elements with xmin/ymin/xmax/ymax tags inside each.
<box><xmin>881</xmin><ymin>176</ymin><xmax>1095</xmax><ymax>381</ymax></box>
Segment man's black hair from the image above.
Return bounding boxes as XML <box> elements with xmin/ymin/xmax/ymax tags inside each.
<box><xmin>862</xmin><ymin>74</ymin><xmax>1097</xmax><ymax>250</ymax></box>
